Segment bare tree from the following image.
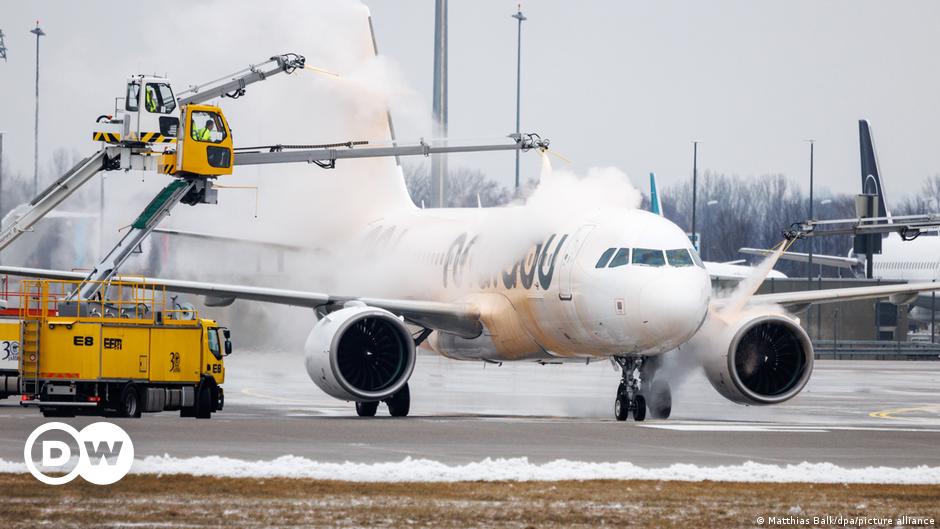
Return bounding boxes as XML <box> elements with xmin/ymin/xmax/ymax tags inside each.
<box><xmin>403</xmin><ymin>164</ymin><xmax>511</xmax><ymax>208</ymax></box>
<box><xmin>659</xmin><ymin>171</ymin><xmax>858</xmax><ymax>277</ymax></box>
<box><xmin>895</xmin><ymin>174</ymin><xmax>940</xmax><ymax>215</ymax></box>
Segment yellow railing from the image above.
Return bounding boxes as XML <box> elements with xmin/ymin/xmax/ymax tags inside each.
<box><xmin>19</xmin><ymin>279</ymin><xmax>199</xmax><ymax>325</ymax></box>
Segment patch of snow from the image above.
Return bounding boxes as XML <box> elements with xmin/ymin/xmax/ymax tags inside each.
<box><xmin>3</xmin><ymin>456</ymin><xmax>939</xmax><ymax>484</ymax></box>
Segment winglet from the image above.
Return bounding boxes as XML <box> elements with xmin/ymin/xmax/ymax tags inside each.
<box><xmin>859</xmin><ymin>119</ymin><xmax>891</xmax><ymax>222</ymax></box>
<box><xmin>649</xmin><ymin>172</ymin><xmax>663</xmax><ymax>216</ymax></box>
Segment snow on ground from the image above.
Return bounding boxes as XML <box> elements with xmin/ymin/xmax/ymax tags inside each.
<box><xmin>2</xmin><ymin>456</ymin><xmax>938</xmax><ymax>484</ymax></box>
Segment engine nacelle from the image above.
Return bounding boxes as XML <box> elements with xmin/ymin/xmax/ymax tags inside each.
<box><xmin>701</xmin><ymin>312</ymin><xmax>814</xmax><ymax>405</ymax></box>
<box><xmin>304</xmin><ymin>305</ymin><xmax>416</xmax><ymax>401</ymax></box>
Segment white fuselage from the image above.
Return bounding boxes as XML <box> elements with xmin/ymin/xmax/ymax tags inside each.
<box><xmin>869</xmin><ymin>233</ymin><xmax>940</xmax><ymax>282</ymax></box>
<box><xmin>352</xmin><ymin>206</ymin><xmax>712</xmax><ymax>362</ymax></box>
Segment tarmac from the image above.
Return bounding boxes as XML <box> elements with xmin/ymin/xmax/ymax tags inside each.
<box><xmin>1</xmin><ymin>353</ymin><xmax>939</xmax><ymax>467</ymax></box>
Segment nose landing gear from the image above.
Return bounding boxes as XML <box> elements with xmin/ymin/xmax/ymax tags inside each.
<box><xmin>613</xmin><ymin>356</ymin><xmax>647</xmax><ymax>421</ymax></box>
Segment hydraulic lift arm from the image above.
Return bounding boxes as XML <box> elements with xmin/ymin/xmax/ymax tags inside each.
<box><xmin>67</xmin><ymin>179</ymin><xmax>208</xmax><ymax>303</ymax></box>
<box><xmin>784</xmin><ymin>213</ymin><xmax>940</xmax><ymax>242</ymax></box>
<box><xmin>176</xmin><ymin>53</ymin><xmax>306</xmax><ymax>106</ymax></box>
<box><xmin>232</xmin><ymin>133</ymin><xmax>549</xmax><ymax>169</ymax></box>
<box><xmin>1</xmin><ymin>53</ymin><xmax>306</xmax><ymax>254</ymax></box>
<box><xmin>0</xmin><ymin>151</ymin><xmax>111</xmax><ymax>252</ymax></box>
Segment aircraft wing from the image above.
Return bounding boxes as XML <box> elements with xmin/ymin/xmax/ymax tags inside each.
<box><xmin>152</xmin><ymin>228</ymin><xmax>309</xmax><ymax>252</ymax></box>
<box><xmin>0</xmin><ymin>266</ymin><xmax>483</xmax><ymax>338</ymax></box>
<box><xmin>739</xmin><ymin>247</ymin><xmax>860</xmax><ymax>269</ymax></box>
<box><xmin>740</xmin><ymin>281</ymin><xmax>940</xmax><ymax>312</ymax></box>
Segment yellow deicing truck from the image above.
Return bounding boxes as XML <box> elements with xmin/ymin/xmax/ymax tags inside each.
<box><xmin>18</xmin><ymin>279</ymin><xmax>231</xmax><ymax>419</ymax></box>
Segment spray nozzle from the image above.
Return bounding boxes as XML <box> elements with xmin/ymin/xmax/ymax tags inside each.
<box><xmin>515</xmin><ymin>132</ymin><xmax>550</xmax><ymax>151</ymax></box>
<box><xmin>783</xmin><ymin>222</ymin><xmax>809</xmax><ymax>242</ymax></box>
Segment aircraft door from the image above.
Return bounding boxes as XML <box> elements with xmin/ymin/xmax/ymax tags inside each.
<box><xmin>558</xmin><ymin>224</ymin><xmax>596</xmax><ymax>300</ymax></box>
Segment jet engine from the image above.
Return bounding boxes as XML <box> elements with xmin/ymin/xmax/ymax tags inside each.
<box><xmin>701</xmin><ymin>312</ymin><xmax>813</xmax><ymax>405</ymax></box>
<box><xmin>304</xmin><ymin>305</ymin><xmax>416</xmax><ymax>401</ymax></box>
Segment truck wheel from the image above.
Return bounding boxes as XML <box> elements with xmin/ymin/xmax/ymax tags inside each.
<box><xmin>195</xmin><ymin>382</ymin><xmax>213</xmax><ymax>419</ymax></box>
<box><xmin>216</xmin><ymin>387</ymin><xmax>224</xmax><ymax>412</ymax></box>
<box><xmin>180</xmin><ymin>406</ymin><xmax>195</xmax><ymax>418</ymax></box>
<box><xmin>120</xmin><ymin>385</ymin><xmax>142</xmax><ymax>418</ymax></box>
<box><xmin>385</xmin><ymin>383</ymin><xmax>410</xmax><ymax>417</ymax></box>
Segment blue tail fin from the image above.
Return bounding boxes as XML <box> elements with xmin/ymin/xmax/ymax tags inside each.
<box><xmin>649</xmin><ymin>172</ymin><xmax>663</xmax><ymax>216</ymax></box>
<box><xmin>859</xmin><ymin>119</ymin><xmax>891</xmax><ymax>221</ymax></box>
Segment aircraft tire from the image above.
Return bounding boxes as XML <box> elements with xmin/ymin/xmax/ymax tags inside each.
<box><xmin>386</xmin><ymin>383</ymin><xmax>410</xmax><ymax>417</ymax></box>
<box><xmin>356</xmin><ymin>400</ymin><xmax>379</xmax><ymax>417</ymax></box>
<box><xmin>633</xmin><ymin>395</ymin><xmax>646</xmax><ymax>421</ymax></box>
<box><xmin>647</xmin><ymin>381</ymin><xmax>672</xmax><ymax>419</ymax></box>
<box><xmin>614</xmin><ymin>394</ymin><xmax>629</xmax><ymax>421</ymax></box>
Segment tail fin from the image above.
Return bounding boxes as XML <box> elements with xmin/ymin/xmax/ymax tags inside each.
<box><xmin>649</xmin><ymin>172</ymin><xmax>663</xmax><ymax>216</ymax></box>
<box><xmin>859</xmin><ymin>119</ymin><xmax>891</xmax><ymax>221</ymax></box>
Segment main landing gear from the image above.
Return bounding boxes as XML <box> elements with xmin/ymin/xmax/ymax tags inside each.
<box><xmin>355</xmin><ymin>382</ymin><xmax>411</xmax><ymax>418</ymax></box>
<box><xmin>613</xmin><ymin>356</ymin><xmax>672</xmax><ymax>421</ymax></box>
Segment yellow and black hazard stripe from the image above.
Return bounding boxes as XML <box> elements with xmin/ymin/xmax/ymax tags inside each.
<box><xmin>92</xmin><ymin>132</ymin><xmax>121</xmax><ymax>143</ymax></box>
<box><xmin>158</xmin><ymin>163</ymin><xmax>176</xmax><ymax>175</ymax></box>
<box><xmin>140</xmin><ymin>132</ymin><xmax>176</xmax><ymax>143</ymax></box>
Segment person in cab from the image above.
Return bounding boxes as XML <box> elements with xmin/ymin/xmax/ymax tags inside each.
<box><xmin>192</xmin><ymin>119</ymin><xmax>215</xmax><ymax>141</ymax></box>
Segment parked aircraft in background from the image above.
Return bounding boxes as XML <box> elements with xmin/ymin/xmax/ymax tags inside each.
<box><xmin>741</xmin><ymin>119</ymin><xmax>940</xmax><ymax>324</ymax></box>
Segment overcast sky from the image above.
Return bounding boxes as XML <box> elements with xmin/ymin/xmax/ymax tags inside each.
<box><xmin>2</xmin><ymin>0</ymin><xmax>939</xmax><ymax>204</ymax></box>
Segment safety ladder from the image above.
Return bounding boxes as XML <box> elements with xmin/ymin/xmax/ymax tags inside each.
<box><xmin>19</xmin><ymin>319</ymin><xmax>40</xmax><ymax>395</ymax></box>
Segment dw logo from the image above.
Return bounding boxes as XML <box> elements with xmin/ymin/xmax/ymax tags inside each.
<box><xmin>24</xmin><ymin>422</ymin><xmax>134</xmax><ymax>485</ymax></box>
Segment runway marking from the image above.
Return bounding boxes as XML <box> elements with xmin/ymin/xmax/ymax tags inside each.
<box><xmin>640</xmin><ymin>424</ymin><xmax>827</xmax><ymax>433</ymax></box>
<box><xmin>641</xmin><ymin>421</ymin><xmax>940</xmax><ymax>433</ymax></box>
<box><xmin>869</xmin><ymin>404</ymin><xmax>940</xmax><ymax>422</ymax></box>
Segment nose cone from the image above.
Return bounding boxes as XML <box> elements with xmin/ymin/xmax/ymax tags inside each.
<box><xmin>638</xmin><ymin>268</ymin><xmax>710</xmax><ymax>351</ymax></box>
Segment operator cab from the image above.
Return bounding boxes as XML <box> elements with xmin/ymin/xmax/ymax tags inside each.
<box><xmin>93</xmin><ymin>75</ymin><xmax>180</xmax><ymax>146</ymax></box>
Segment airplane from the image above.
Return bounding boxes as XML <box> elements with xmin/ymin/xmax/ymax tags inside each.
<box><xmin>740</xmin><ymin>119</ymin><xmax>940</xmax><ymax>323</ymax></box>
<box><xmin>5</xmin><ymin>158</ymin><xmax>940</xmax><ymax>423</ymax></box>
<box><xmin>648</xmin><ymin>172</ymin><xmax>787</xmax><ymax>281</ymax></box>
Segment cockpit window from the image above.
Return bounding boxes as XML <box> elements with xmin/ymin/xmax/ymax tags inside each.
<box><xmin>608</xmin><ymin>248</ymin><xmax>630</xmax><ymax>268</ymax></box>
<box><xmin>632</xmin><ymin>248</ymin><xmax>665</xmax><ymax>267</ymax></box>
<box><xmin>689</xmin><ymin>248</ymin><xmax>705</xmax><ymax>268</ymax></box>
<box><xmin>595</xmin><ymin>248</ymin><xmax>616</xmax><ymax>268</ymax></box>
<box><xmin>666</xmin><ymin>249</ymin><xmax>694</xmax><ymax>267</ymax></box>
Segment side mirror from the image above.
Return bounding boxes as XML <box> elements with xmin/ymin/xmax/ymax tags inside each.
<box><xmin>222</xmin><ymin>328</ymin><xmax>231</xmax><ymax>340</ymax></box>
<box><xmin>224</xmin><ymin>339</ymin><xmax>232</xmax><ymax>356</ymax></box>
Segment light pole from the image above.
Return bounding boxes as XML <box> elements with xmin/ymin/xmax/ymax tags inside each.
<box><xmin>690</xmin><ymin>140</ymin><xmax>701</xmax><ymax>251</ymax></box>
<box><xmin>805</xmin><ymin>139</ymin><xmax>815</xmax><ymax>340</ymax></box>
<box><xmin>31</xmin><ymin>22</ymin><xmax>45</xmax><ymax>197</ymax></box>
<box><xmin>430</xmin><ymin>0</ymin><xmax>448</xmax><ymax>208</ymax></box>
<box><xmin>512</xmin><ymin>4</ymin><xmax>526</xmax><ymax>192</ymax></box>
<box><xmin>804</xmin><ymin>139</ymin><xmax>815</xmax><ymax>283</ymax></box>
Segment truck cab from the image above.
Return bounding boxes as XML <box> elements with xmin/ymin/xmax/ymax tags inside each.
<box><xmin>201</xmin><ymin>319</ymin><xmax>230</xmax><ymax>386</ymax></box>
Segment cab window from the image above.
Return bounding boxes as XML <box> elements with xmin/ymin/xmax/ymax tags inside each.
<box><xmin>126</xmin><ymin>82</ymin><xmax>140</xmax><ymax>111</ymax></box>
<box><xmin>608</xmin><ymin>248</ymin><xmax>630</xmax><ymax>268</ymax></box>
<box><xmin>144</xmin><ymin>83</ymin><xmax>177</xmax><ymax>114</ymax></box>
<box><xmin>190</xmin><ymin>110</ymin><xmax>226</xmax><ymax>143</ymax></box>
<box><xmin>207</xmin><ymin>328</ymin><xmax>222</xmax><ymax>360</ymax></box>
<box><xmin>666</xmin><ymin>249</ymin><xmax>694</xmax><ymax>267</ymax></box>
<box><xmin>632</xmin><ymin>248</ymin><xmax>665</xmax><ymax>266</ymax></box>
<box><xmin>595</xmin><ymin>248</ymin><xmax>616</xmax><ymax>268</ymax></box>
